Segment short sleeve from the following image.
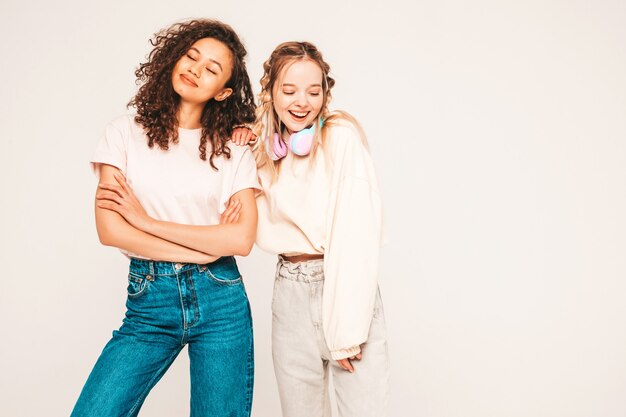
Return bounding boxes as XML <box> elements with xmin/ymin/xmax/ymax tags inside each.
<box><xmin>90</xmin><ymin>118</ymin><xmax>129</xmax><ymax>178</ymax></box>
<box><xmin>230</xmin><ymin>146</ymin><xmax>261</xmax><ymax>197</ymax></box>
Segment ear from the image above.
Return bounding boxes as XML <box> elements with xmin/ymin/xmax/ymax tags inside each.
<box><xmin>215</xmin><ymin>88</ymin><xmax>233</xmax><ymax>102</ymax></box>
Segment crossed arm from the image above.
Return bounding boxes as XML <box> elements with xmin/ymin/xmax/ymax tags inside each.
<box><xmin>94</xmin><ymin>163</ymin><xmax>256</xmax><ymax>262</ymax></box>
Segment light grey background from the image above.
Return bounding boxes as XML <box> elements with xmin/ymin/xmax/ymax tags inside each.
<box><xmin>1</xmin><ymin>0</ymin><xmax>625</xmax><ymax>416</ymax></box>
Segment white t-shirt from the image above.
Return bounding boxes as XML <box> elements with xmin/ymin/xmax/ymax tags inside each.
<box><xmin>91</xmin><ymin>114</ymin><xmax>260</xmax><ymax>258</ymax></box>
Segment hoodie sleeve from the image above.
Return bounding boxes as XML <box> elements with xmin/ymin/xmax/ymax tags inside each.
<box><xmin>322</xmin><ymin>123</ymin><xmax>383</xmax><ymax>360</ymax></box>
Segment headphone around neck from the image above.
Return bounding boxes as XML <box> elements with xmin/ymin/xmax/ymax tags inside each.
<box><xmin>266</xmin><ymin>118</ymin><xmax>324</xmax><ymax>161</ymax></box>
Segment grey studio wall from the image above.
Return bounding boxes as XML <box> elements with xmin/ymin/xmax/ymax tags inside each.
<box><xmin>1</xmin><ymin>0</ymin><xmax>625</xmax><ymax>416</ymax></box>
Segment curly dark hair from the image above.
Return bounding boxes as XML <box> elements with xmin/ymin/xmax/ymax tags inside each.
<box><xmin>128</xmin><ymin>19</ymin><xmax>255</xmax><ymax>169</ymax></box>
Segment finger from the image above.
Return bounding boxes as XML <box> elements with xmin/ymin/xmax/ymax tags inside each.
<box><xmin>223</xmin><ymin>200</ymin><xmax>238</xmax><ymax>217</ymax></box>
<box><xmin>231</xmin><ymin>200</ymin><xmax>242</xmax><ymax>214</ymax></box>
<box><xmin>98</xmin><ymin>183</ymin><xmax>124</xmax><ymax>198</ymax></box>
<box><xmin>355</xmin><ymin>353</ymin><xmax>362</xmax><ymax>360</ymax></box>
<box><xmin>96</xmin><ymin>190</ymin><xmax>123</xmax><ymax>205</ymax></box>
<box><xmin>220</xmin><ymin>202</ymin><xmax>237</xmax><ymax>224</ymax></box>
<box><xmin>226</xmin><ymin>203</ymin><xmax>242</xmax><ymax>223</ymax></box>
<box><xmin>245</xmin><ymin>131</ymin><xmax>257</xmax><ymax>143</ymax></box>
<box><xmin>98</xmin><ymin>183</ymin><xmax>123</xmax><ymax>192</ymax></box>
<box><xmin>231</xmin><ymin>203</ymin><xmax>243</xmax><ymax>221</ymax></box>
<box><xmin>97</xmin><ymin>201</ymin><xmax>122</xmax><ymax>212</ymax></box>
<box><xmin>114</xmin><ymin>173</ymin><xmax>131</xmax><ymax>192</ymax></box>
<box><xmin>337</xmin><ymin>359</ymin><xmax>354</xmax><ymax>373</ymax></box>
<box><xmin>232</xmin><ymin>130</ymin><xmax>245</xmax><ymax>144</ymax></box>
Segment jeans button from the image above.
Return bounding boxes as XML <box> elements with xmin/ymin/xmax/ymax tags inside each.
<box><xmin>175</xmin><ymin>263</ymin><xmax>183</xmax><ymax>270</ymax></box>
<box><xmin>146</xmin><ymin>274</ymin><xmax>153</xmax><ymax>281</ymax></box>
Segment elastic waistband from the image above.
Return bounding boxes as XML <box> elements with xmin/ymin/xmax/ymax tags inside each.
<box><xmin>277</xmin><ymin>256</ymin><xmax>324</xmax><ymax>282</ymax></box>
<box><xmin>130</xmin><ymin>256</ymin><xmax>238</xmax><ymax>277</ymax></box>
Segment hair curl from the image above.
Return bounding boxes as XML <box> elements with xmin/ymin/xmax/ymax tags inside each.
<box><xmin>128</xmin><ymin>19</ymin><xmax>255</xmax><ymax>169</ymax></box>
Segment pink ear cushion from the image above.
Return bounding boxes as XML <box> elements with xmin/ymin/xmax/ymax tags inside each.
<box><xmin>289</xmin><ymin>133</ymin><xmax>313</xmax><ymax>156</ymax></box>
<box><xmin>272</xmin><ymin>132</ymin><xmax>288</xmax><ymax>160</ymax></box>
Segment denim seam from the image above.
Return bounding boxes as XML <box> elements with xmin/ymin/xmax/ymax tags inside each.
<box><xmin>244</xmin><ymin>299</ymin><xmax>254</xmax><ymax>416</ymax></box>
<box><xmin>186</xmin><ymin>273</ymin><xmax>200</xmax><ymax>328</ymax></box>
<box><xmin>129</xmin><ymin>271</ymin><xmax>179</xmax><ymax>278</ymax></box>
<box><xmin>176</xmin><ymin>275</ymin><xmax>188</xmax><ymax>341</ymax></box>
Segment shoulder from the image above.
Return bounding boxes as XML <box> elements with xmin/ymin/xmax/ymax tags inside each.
<box><xmin>106</xmin><ymin>114</ymin><xmax>134</xmax><ymax>130</ymax></box>
<box><xmin>227</xmin><ymin>140</ymin><xmax>253</xmax><ymax>156</ymax></box>
<box><xmin>322</xmin><ymin>112</ymin><xmax>369</xmax><ymax>157</ymax></box>
<box><xmin>105</xmin><ymin>114</ymin><xmax>145</xmax><ymax>138</ymax></box>
<box><xmin>225</xmin><ymin>141</ymin><xmax>256</xmax><ymax>166</ymax></box>
<box><xmin>107</xmin><ymin>114</ymin><xmax>144</xmax><ymax>135</ymax></box>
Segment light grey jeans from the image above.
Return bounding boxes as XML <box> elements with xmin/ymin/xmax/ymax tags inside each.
<box><xmin>272</xmin><ymin>257</ymin><xmax>390</xmax><ymax>417</ymax></box>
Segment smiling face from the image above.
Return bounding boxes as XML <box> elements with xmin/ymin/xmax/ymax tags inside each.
<box><xmin>272</xmin><ymin>59</ymin><xmax>324</xmax><ymax>134</ymax></box>
<box><xmin>171</xmin><ymin>37</ymin><xmax>234</xmax><ymax>106</ymax></box>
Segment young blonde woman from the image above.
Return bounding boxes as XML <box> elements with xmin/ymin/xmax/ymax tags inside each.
<box><xmin>233</xmin><ymin>41</ymin><xmax>390</xmax><ymax>417</ymax></box>
<box><xmin>72</xmin><ymin>20</ymin><xmax>259</xmax><ymax>417</ymax></box>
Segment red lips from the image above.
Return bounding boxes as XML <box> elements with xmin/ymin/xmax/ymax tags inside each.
<box><xmin>180</xmin><ymin>74</ymin><xmax>198</xmax><ymax>87</ymax></box>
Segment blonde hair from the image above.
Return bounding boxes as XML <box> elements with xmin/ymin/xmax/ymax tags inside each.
<box><xmin>253</xmin><ymin>41</ymin><xmax>368</xmax><ymax>179</ymax></box>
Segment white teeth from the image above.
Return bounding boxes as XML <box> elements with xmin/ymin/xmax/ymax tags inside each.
<box><xmin>290</xmin><ymin>111</ymin><xmax>307</xmax><ymax>117</ymax></box>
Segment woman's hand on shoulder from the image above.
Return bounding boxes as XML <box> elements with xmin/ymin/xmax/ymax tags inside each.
<box><xmin>231</xmin><ymin>126</ymin><xmax>257</xmax><ymax>146</ymax></box>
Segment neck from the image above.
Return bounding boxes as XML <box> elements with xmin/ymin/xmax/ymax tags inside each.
<box><xmin>177</xmin><ymin>101</ymin><xmax>204</xmax><ymax>129</ymax></box>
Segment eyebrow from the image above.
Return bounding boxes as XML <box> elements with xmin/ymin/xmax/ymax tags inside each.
<box><xmin>282</xmin><ymin>83</ymin><xmax>323</xmax><ymax>88</ymax></box>
<box><xmin>189</xmin><ymin>47</ymin><xmax>223</xmax><ymax>72</ymax></box>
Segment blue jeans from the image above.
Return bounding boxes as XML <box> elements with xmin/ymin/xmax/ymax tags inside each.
<box><xmin>71</xmin><ymin>257</ymin><xmax>254</xmax><ymax>417</ymax></box>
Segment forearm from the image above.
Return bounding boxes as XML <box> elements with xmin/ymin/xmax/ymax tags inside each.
<box><xmin>324</xmin><ymin>177</ymin><xmax>382</xmax><ymax>359</ymax></box>
<box><xmin>141</xmin><ymin>188</ymin><xmax>257</xmax><ymax>257</ymax></box>
<box><xmin>144</xmin><ymin>220</ymin><xmax>254</xmax><ymax>257</ymax></box>
<box><xmin>96</xmin><ymin>208</ymin><xmax>218</xmax><ymax>263</ymax></box>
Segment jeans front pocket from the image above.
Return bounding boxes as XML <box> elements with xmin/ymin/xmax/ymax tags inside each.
<box><xmin>206</xmin><ymin>269</ymin><xmax>242</xmax><ymax>286</ymax></box>
<box><xmin>127</xmin><ymin>272</ymin><xmax>151</xmax><ymax>298</ymax></box>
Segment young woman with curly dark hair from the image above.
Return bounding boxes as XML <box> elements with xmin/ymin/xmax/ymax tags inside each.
<box><xmin>71</xmin><ymin>19</ymin><xmax>258</xmax><ymax>417</ymax></box>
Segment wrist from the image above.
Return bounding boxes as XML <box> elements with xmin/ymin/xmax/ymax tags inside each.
<box><xmin>142</xmin><ymin>216</ymin><xmax>158</xmax><ymax>234</ymax></box>
<box><xmin>331</xmin><ymin>345</ymin><xmax>361</xmax><ymax>360</ymax></box>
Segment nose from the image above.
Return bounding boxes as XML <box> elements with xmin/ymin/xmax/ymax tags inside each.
<box><xmin>294</xmin><ymin>92</ymin><xmax>308</xmax><ymax>107</ymax></box>
<box><xmin>188</xmin><ymin>63</ymin><xmax>201</xmax><ymax>78</ymax></box>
